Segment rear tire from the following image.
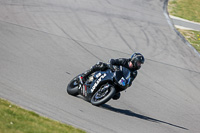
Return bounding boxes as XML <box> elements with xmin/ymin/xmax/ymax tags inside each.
<box><xmin>91</xmin><ymin>85</ymin><xmax>115</xmax><ymax>106</ymax></box>
<box><xmin>67</xmin><ymin>76</ymin><xmax>79</xmax><ymax>96</ymax></box>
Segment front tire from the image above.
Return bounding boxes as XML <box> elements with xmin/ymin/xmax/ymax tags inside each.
<box><xmin>67</xmin><ymin>76</ymin><xmax>79</xmax><ymax>96</ymax></box>
<box><xmin>91</xmin><ymin>85</ymin><xmax>116</xmax><ymax>106</ymax></box>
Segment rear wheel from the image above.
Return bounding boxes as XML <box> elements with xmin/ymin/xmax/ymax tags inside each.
<box><xmin>67</xmin><ymin>76</ymin><xmax>79</xmax><ymax>96</ymax></box>
<box><xmin>91</xmin><ymin>84</ymin><xmax>115</xmax><ymax>106</ymax></box>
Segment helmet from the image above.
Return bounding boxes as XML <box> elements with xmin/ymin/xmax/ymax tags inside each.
<box><xmin>131</xmin><ymin>53</ymin><xmax>145</xmax><ymax>69</ymax></box>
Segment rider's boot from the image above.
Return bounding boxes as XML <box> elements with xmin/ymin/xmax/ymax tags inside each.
<box><xmin>79</xmin><ymin>62</ymin><xmax>108</xmax><ymax>84</ymax></box>
<box><xmin>112</xmin><ymin>92</ymin><xmax>121</xmax><ymax>100</ymax></box>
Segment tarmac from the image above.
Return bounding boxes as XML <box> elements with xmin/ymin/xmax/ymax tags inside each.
<box><xmin>0</xmin><ymin>0</ymin><xmax>200</xmax><ymax>133</ymax></box>
<box><xmin>170</xmin><ymin>15</ymin><xmax>200</xmax><ymax>31</ymax></box>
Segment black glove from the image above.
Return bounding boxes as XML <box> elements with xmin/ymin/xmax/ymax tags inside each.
<box><xmin>97</xmin><ymin>62</ymin><xmax>110</xmax><ymax>71</ymax></box>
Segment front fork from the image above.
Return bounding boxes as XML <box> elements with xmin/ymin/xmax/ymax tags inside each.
<box><xmin>78</xmin><ymin>84</ymin><xmax>88</xmax><ymax>97</ymax></box>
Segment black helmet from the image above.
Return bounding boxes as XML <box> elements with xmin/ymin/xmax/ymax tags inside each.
<box><xmin>131</xmin><ymin>53</ymin><xmax>145</xmax><ymax>69</ymax></box>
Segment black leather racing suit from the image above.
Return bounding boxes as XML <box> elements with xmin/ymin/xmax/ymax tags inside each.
<box><xmin>109</xmin><ymin>58</ymin><xmax>138</xmax><ymax>100</ymax></box>
<box><xmin>109</xmin><ymin>58</ymin><xmax>138</xmax><ymax>87</ymax></box>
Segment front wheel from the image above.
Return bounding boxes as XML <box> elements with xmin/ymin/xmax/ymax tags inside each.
<box><xmin>91</xmin><ymin>84</ymin><xmax>116</xmax><ymax>106</ymax></box>
<box><xmin>67</xmin><ymin>76</ymin><xmax>80</xmax><ymax>96</ymax></box>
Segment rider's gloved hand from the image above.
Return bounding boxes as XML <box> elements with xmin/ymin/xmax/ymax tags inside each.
<box><xmin>103</xmin><ymin>63</ymin><xmax>112</xmax><ymax>71</ymax></box>
<box><xmin>96</xmin><ymin>62</ymin><xmax>109</xmax><ymax>71</ymax></box>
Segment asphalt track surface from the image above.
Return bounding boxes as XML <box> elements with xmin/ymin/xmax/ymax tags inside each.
<box><xmin>171</xmin><ymin>16</ymin><xmax>200</xmax><ymax>31</ymax></box>
<box><xmin>0</xmin><ymin>0</ymin><xmax>200</xmax><ymax>133</ymax></box>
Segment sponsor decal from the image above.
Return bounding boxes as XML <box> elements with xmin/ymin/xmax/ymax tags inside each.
<box><xmin>96</xmin><ymin>72</ymin><xmax>101</xmax><ymax>78</ymax></box>
<box><xmin>118</xmin><ymin>77</ymin><xmax>126</xmax><ymax>86</ymax></box>
<box><xmin>91</xmin><ymin>73</ymin><xmax>106</xmax><ymax>92</ymax></box>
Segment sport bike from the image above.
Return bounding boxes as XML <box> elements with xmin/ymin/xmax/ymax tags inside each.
<box><xmin>67</xmin><ymin>66</ymin><xmax>131</xmax><ymax>106</ymax></box>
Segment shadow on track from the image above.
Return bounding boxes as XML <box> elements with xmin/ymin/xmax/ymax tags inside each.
<box><xmin>101</xmin><ymin>104</ymin><xmax>188</xmax><ymax>130</ymax></box>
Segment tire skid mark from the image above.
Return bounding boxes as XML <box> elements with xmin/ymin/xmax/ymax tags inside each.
<box><xmin>141</xmin><ymin>28</ymin><xmax>150</xmax><ymax>47</ymax></box>
<box><xmin>150</xmin><ymin>27</ymin><xmax>169</xmax><ymax>58</ymax></box>
<box><xmin>66</xmin><ymin>2</ymin><xmax>113</xmax><ymax>59</ymax></box>
<box><xmin>50</xmin><ymin>18</ymin><xmax>103</xmax><ymax>61</ymax></box>
<box><xmin>108</xmin><ymin>17</ymin><xmax>134</xmax><ymax>51</ymax></box>
<box><xmin>1</xmin><ymin>10</ymin><xmax>199</xmax><ymax>74</ymax></box>
<box><xmin>0</xmin><ymin>18</ymin><xmax>126</xmax><ymax>57</ymax></box>
<box><xmin>128</xmin><ymin>33</ymin><xmax>138</xmax><ymax>52</ymax></box>
<box><xmin>132</xmin><ymin>21</ymin><xmax>151</xmax><ymax>51</ymax></box>
<box><xmin>73</xmin><ymin>11</ymin><xmax>98</xmax><ymax>43</ymax></box>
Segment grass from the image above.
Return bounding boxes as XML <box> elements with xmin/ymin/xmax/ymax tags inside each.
<box><xmin>168</xmin><ymin>0</ymin><xmax>200</xmax><ymax>53</ymax></box>
<box><xmin>168</xmin><ymin>0</ymin><xmax>200</xmax><ymax>23</ymax></box>
<box><xmin>177</xmin><ymin>29</ymin><xmax>200</xmax><ymax>53</ymax></box>
<box><xmin>0</xmin><ymin>98</ymin><xmax>86</xmax><ymax>133</ymax></box>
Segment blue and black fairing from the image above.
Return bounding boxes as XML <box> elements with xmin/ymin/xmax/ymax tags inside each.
<box><xmin>88</xmin><ymin>69</ymin><xmax>114</xmax><ymax>94</ymax></box>
<box><xmin>85</xmin><ymin>67</ymin><xmax>133</xmax><ymax>100</ymax></box>
<box><xmin>114</xmin><ymin>66</ymin><xmax>132</xmax><ymax>90</ymax></box>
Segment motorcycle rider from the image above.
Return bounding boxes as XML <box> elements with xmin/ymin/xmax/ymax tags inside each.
<box><xmin>79</xmin><ymin>53</ymin><xmax>145</xmax><ymax>100</ymax></box>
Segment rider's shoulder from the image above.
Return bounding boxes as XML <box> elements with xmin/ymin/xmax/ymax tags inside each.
<box><xmin>118</xmin><ymin>58</ymin><xmax>130</xmax><ymax>62</ymax></box>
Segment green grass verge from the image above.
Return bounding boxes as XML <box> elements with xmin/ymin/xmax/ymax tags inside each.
<box><xmin>168</xmin><ymin>0</ymin><xmax>200</xmax><ymax>23</ymax></box>
<box><xmin>168</xmin><ymin>0</ymin><xmax>200</xmax><ymax>53</ymax></box>
<box><xmin>0</xmin><ymin>98</ymin><xmax>86</xmax><ymax>133</ymax></box>
<box><xmin>177</xmin><ymin>29</ymin><xmax>200</xmax><ymax>53</ymax></box>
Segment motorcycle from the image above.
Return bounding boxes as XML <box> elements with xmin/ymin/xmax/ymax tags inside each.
<box><xmin>67</xmin><ymin>65</ymin><xmax>131</xmax><ymax>106</ymax></box>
